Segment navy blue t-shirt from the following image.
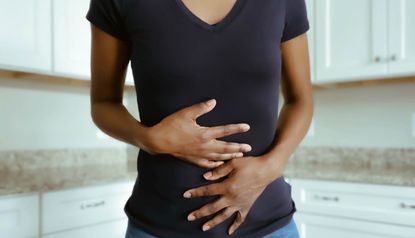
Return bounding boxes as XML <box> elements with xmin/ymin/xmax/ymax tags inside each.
<box><xmin>86</xmin><ymin>0</ymin><xmax>309</xmax><ymax>237</ymax></box>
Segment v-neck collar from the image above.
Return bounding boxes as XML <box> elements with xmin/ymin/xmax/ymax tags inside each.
<box><xmin>174</xmin><ymin>0</ymin><xmax>246</xmax><ymax>32</ymax></box>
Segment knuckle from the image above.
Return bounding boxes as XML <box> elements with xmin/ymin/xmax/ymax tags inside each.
<box><xmin>204</xmin><ymin>152</ymin><xmax>215</xmax><ymax>159</ymax></box>
<box><xmin>202</xmin><ymin>188</ymin><xmax>210</xmax><ymax>196</ymax></box>
<box><xmin>220</xmin><ymin>154</ymin><xmax>230</xmax><ymax>160</ymax></box>
<box><xmin>233</xmin><ymin>153</ymin><xmax>242</xmax><ymax>158</ymax></box>
<box><xmin>205</xmin><ymin>204</ymin><xmax>216</xmax><ymax>214</ymax></box>
<box><xmin>198</xmin><ymin>129</ymin><xmax>210</xmax><ymax>141</ymax></box>
<box><xmin>226</xmin><ymin>184</ymin><xmax>237</xmax><ymax>194</ymax></box>
<box><xmin>222</xmin><ymin>142</ymin><xmax>232</xmax><ymax>153</ymax></box>
<box><xmin>223</xmin><ymin>126</ymin><xmax>231</xmax><ymax>134</ymax></box>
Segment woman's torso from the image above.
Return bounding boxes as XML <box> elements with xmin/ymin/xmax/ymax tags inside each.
<box><xmin>121</xmin><ymin>0</ymin><xmax>297</xmax><ymax>237</ymax></box>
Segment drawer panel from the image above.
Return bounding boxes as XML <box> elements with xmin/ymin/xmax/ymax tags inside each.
<box><xmin>290</xmin><ymin>178</ymin><xmax>415</xmax><ymax>227</ymax></box>
<box><xmin>41</xmin><ymin>181</ymin><xmax>134</xmax><ymax>234</ymax></box>
<box><xmin>294</xmin><ymin>212</ymin><xmax>415</xmax><ymax>238</ymax></box>
<box><xmin>0</xmin><ymin>193</ymin><xmax>39</xmax><ymax>238</ymax></box>
<box><xmin>43</xmin><ymin>218</ymin><xmax>128</xmax><ymax>238</ymax></box>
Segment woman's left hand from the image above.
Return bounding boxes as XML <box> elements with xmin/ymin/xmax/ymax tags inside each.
<box><xmin>182</xmin><ymin>155</ymin><xmax>283</xmax><ymax>235</ymax></box>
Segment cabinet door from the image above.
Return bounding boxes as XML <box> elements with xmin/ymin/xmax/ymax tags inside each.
<box><xmin>294</xmin><ymin>212</ymin><xmax>415</xmax><ymax>238</ymax></box>
<box><xmin>43</xmin><ymin>218</ymin><xmax>128</xmax><ymax>238</ymax></box>
<box><xmin>388</xmin><ymin>0</ymin><xmax>415</xmax><ymax>76</ymax></box>
<box><xmin>290</xmin><ymin>178</ymin><xmax>415</xmax><ymax>227</ymax></box>
<box><xmin>41</xmin><ymin>181</ymin><xmax>134</xmax><ymax>234</ymax></box>
<box><xmin>315</xmin><ymin>0</ymin><xmax>388</xmax><ymax>83</ymax></box>
<box><xmin>53</xmin><ymin>0</ymin><xmax>134</xmax><ymax>85</ymax></box>
<box><xmin>0</xmin><ymin>193</ymin><xmax>39</xmax><ymax>238</ymax></box>
<box><xmin>0</xmin><ymin>0</ymin><xmax>51</xmax><ymax>72</ymax></box>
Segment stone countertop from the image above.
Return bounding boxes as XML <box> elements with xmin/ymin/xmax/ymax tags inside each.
<box><xmin>283</xmin><ymin>163</ymin><xmax>415</xmax><ymax>187</ymax></box>
<box><xmin>0</xmin><ymin>162</ymin><xmax>138</xmax><ymax>196</ymax></box>
<box><xmin>282</xmin><ymin>146</ymin><xmax>415</xmax><ymax>187</ymax></box>
<box><xmin>0</xmin><ymin>148</ymin><xmax>138</xmax><ymax>196</ymax></box>
<box><xmin>0</xmin><ymin>146</ymin><xmax>414</xmax><ymax>196</ymax></box>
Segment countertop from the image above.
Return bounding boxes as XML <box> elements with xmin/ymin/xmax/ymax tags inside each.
<box><xmin>1</xmin><ymin>146</ymin><xmax>414</xmax><ymax>196</ymax></box>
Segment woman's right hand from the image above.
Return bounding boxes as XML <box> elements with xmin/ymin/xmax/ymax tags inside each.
<box><xmin>142</xmin><ymin>99</ymin><xmax>252</xmax><ymax>169</ymax></box>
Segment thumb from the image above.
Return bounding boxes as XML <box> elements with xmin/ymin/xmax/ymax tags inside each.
<box><xmin>186</xmin><ymin>99</ymin><xmax>216</xmax><ymax>120</ymax></box>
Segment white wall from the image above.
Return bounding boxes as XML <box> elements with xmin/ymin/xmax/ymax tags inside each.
<box><xmin>299</xmin><ymin>82</ymin><xmax>415</xmax><ymax>148</ymax></box>
<box><xmin>0</xmin><ymin>76</ymin><xmax>128</xmax><ymax>151</ymax></box>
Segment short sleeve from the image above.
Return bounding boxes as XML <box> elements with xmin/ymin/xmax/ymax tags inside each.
<box><xmin>281</xmin><ymin>0</ymin><xmax>310</xmax><ymax>43</ymax></box>
<box><xmin>85</xmin><ymin>0</ymin><xmax>129</xmax><ymax>41</ymax></box>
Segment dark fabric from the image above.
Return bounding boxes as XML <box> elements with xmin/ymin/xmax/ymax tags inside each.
<box><xmin>86</xmin><ymin>0</ymin><xmax>309</xmax><ymax>237</ymax></box>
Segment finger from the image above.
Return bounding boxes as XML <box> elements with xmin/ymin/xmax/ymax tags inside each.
<box><xmin>183</xmin><ymin>99</ymin><xmax>216</xmax><ymax>120</ymax></box>
<box><xmin>204</xmin><ymin>152</ymin><xmax>244</xmax><ymax>161</ymax></box>
<box><xmin>202</xmin><ymin>206</ymin><xmax>236</xmax><ymax>232</ymax></box>
<box><xmin>228</xmin><ymin>210</ymin><xmax>246</xmax><ymax>235</ymax></box>
<box><xmin>203</xmin><ymin>162</ymin><xmax>234</xmax><ymax>180</ymax></box>
<box><xmin>183</xmin><ymin>182</ymin><xmax>223</xmax><ymax>198</ymax></box>
<box><xmin>187</xmin><ymin>197</ymin><xmax>227</xmax><ymax>221</ymax></box>
<box><xmin>204</xmin><ymin>140</ymin><xmax>252</xmax><ymax>155</ymax></box>
<box><xmin>196</xmin><ymin>158</ymin><xmax>226</xmax><ymax>169</ymax></box>
<box><xmin>204</xmin><ymin>123</ymin><xmax>250</xmax><ymax>140</ymax></box>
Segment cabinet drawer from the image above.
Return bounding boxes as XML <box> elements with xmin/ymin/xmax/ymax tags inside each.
<box><xmin>294</xmin><ymin>212</ymin><xmax>415</xmax><ymax>238</ymax></box>
<box><xmin>0</xmin><ymin>193</ymin><xmax>39</xmax><ymax>238</ymax></box>
<box><xmin>43</xmin><ymin>218</ymin><xmax>128</xmax><ymax>238</ymax></box>
<box><xmin>41</xmin><ymin>181</ymin><xmax>134</xmax><ymax>234</ymax></box>
<box><xmin>290</xmin><ymin>178</ymin><xmax>415</xmax><ymax>227</ymax></box>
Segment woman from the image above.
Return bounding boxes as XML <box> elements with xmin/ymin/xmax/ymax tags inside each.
<box><xmin>86</xmin><ymin>0</ymin><xmax>313</xmax><ymax>237</ymax></box>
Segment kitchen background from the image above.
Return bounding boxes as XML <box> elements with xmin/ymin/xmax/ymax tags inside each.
<box><xmin>1</xmin><ymin>0</ymin><xmax>414</xmax><ymax>238</ymax></box>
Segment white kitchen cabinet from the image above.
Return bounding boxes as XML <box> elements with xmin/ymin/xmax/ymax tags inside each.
<box><xmin>315</xmin><ymin>0</ymin><xmax>388</xmax><ymax>83</ymax></box>
<box><xmin>52</xmin><ymin>0</ymin><xmax>135</xmax><ymax>85</ymax></box>
<box><xmin>289</xmin><ymin>178</ymin><xmax>415</xmax><ymax>238</ymax></box>
<box><xmin>314</xmin><ymin>0</ymin><xmax>415</xmax><ymax>83</ymax></box>
<box><xmin>387</xmin><ymin>0</ymin><xmax>415</xmax><ymax>76</ymax></box>
<box><xmin>0</xmin><ymin>0</ymin><xmax>52</xmax><ymax>73</ymax></box>
<box><xmin>41</xmin><ymin>180</ymin><xmax>134</xmax><ymax>235</ymax></box>
<box><xmin>0</xmin><ymin>193</ymin><xmax>39</xmax><ymax>238</ymax></box>
<box><xmin>293</xmin><ymin>212</ymin><xmax>415</xmax><ymax>238</ymax></box>
<box><xmin>43</xmin><ymin>218</ymin><xmax>128</xmax><ymax>238</ymax></box>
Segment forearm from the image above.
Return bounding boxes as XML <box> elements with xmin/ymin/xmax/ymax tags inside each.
<box><xmin>91</xmin><ymin>102</ymin><xmax>150</xmax><ymax>149</ymax></box>
<box><xmin>262</xmin><ymin>98</ymin><xmax>313</xmax><ymax>180</ymax></box>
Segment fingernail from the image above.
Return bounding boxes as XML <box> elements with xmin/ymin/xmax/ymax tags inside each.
<box><xmin>204</xmin><ymin>171</ymin><xmax>212</xmax><ymax>179</ymax></box>
<box><xmin>207</xmin><ymin>99</ymin><xmax>215</xmax><ymax>106</ymax></box>
<box><xmin>244</xmin><ymin>145</ymin><xmax>252</xmax><ymax>152</ymax></box>
<box><xmin>187</xmin><ymin>214</ymin><xmax>195</xmax><ymax>221</ymax></box>
<box><xmin>215</xmin><ymin>161</ymin><xmax>224</xmax><ymax>166</ymax></box>
<box><xmin>202</xmin><ymin>225</ymin><xmax>210</xmax><ymax>231</ymax></box>
<box><xmin>183</xmin><ymin>191</ymin><xmax>191</xmax><ymax>198</ymax></box>
<box><xmin>243</xmin><ymin>124</ymin><xmax>250</xmax><ymax>130</ymax></box>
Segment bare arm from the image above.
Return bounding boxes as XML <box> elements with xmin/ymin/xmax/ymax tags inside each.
<box><xmin>262</xmin><ymin>32</ymin><xmax>314</xmax><ymax>175</ymax></box>
<box><xmin>89</xmin><ymin>24</ymin><xmax>151</xmax><ymax>150</ymax></box>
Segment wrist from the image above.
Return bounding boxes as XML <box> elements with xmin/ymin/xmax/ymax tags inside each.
<box><xmin>133</xmin><ymin>123</ymin><xmax>159</xmax><ymax>154</ymax></box>
<box><xmin>259</xmin><ymin>153</ymin><xmax>286</xmax><ymax>182</ymax></box>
